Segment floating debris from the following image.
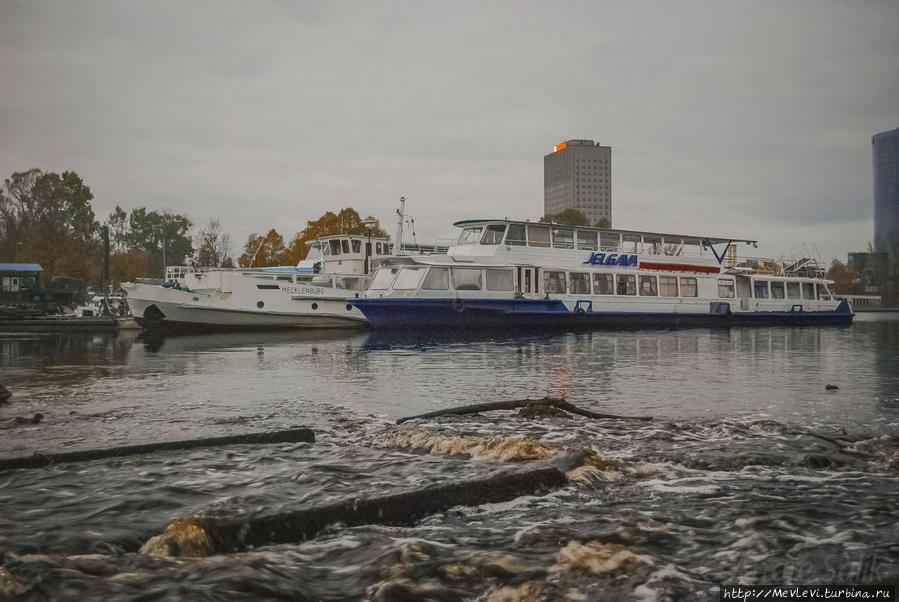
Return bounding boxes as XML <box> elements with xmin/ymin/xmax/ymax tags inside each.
<box><xmin>396</xmin><ymin>397</ymin><xmax>652</xmax><ymax>424</ymax></box>
<box><xmin>825</xmin><ymin>384</ymin><xmax>840</xmax><ymax>390</ymax></box>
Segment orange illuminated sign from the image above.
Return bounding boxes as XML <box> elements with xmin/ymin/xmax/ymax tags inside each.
<box><xmin>553</xmin><ymin>142</ymin><xmax>567</xmax><ymax>152</ymax></box>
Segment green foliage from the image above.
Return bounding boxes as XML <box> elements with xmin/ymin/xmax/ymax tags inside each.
<box><xmin>539</xmin><ymin>209</ymin><xmax>591</xmax><ymax>227</ymax></box>
<box><xmin>0</xmin><ymin>169</ymin><xmax>100</xmax><ymax>278</ymax></box>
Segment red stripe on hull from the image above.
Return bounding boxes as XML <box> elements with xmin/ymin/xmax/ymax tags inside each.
<box><xmin>638</xmin><ymin>262</ymin><xmax>721</xmax><ymax>274</ymax></box>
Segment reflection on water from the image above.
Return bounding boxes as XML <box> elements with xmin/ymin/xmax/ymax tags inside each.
<box><xmin>0</xmin><ymin>316</ymin><xmax>897</xmax><ymax>600</ymax></box>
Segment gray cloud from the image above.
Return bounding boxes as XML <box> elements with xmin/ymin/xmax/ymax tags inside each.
<box><xmin>2</xmin><ymin>0</ymin><xmax>896</xmax><ymax>262</ymax></box>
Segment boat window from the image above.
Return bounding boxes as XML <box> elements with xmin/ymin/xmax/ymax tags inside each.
<box><xmin>543</xmin><ymin>271</ymin><xmax>566</xmax><ymax>294</ymax></box>
<box><xmin>321</xmin><ymin>243</ymin><xmax>331</xmax><ymax>256</ymax></box>
<box><xmin>771</xmin><ymin>281</ymin><xmax>785</xmax><ymax>299</ymax></box>
<box><xmin>803</xmin><ymin>282</ymin><xmax>815</xmax><ymax>299</ymax></box>
<box><xmin>458</xmin><ymin>227</ymin><xmax>483</xmax><ymax>245</ymax></box>
<box><xmin>394</xmin><ymin>267</ymin><xmax>426</xmax><ymax>290</ymax></box>
<box><xmin>617</xmin><ymin>274</ymin><xmax>636</xmax><ymax>295</ymax></box>
<box><xmin>639</xmin><ymin>275</ymin><xmax>658</xmax><ymax>296</ymax></box>
<box><xmin>422</xmin><ymin>267</ymin><xmax>449</xmax><ymax>290</ymax></box>
<box><xmin>643</xmin><ymin>236</ymin><xmax>662</xmax><ymax>255</ymax></box>
<box><xmin>480</xmin><ymin>224</ymin><xmax>506</xmax><ymax>245</ymax></box>
<box><xmin>622</xmin><ymin>234</ymin><xmax>641</xmax><ymax>253</ymax></box>
<box><xmin>527</xmin><ymin>225</ymin><xmax>551</xmax><ymax>248</ymax></box>
<box><xmin>569</xmin><ymin>272</ymin><xmax>590</xmax><ymax>294</ymax></box>
<box><xmin>453</xmin><ymin>268</ymin><xmax>482</xmax><ymax>290</ymax></box>
<box><xmin>663</xmin><ymin>239</ymin><xmax>683</xmax><ymax>256</ymax></box>
<box><xmin>329</xmin><ymin>240</ymin><xmax>342</xmax><ymax>256</ymax></box>
<box><xmin>659</xmin><ymin>276</ymin><xmax>678</xmax><ymax>297</ymax></box>
<box><xmin>341</xmin><ymin>240</ymin><xmax>351</xmax><ymax>254</ymax></box>
<box><xmin>593</xmin><ymin>273</ymin><xmax>614</xmax><ymax>295</ymax></box>
<box><xmin>680</xmin><ymin>277</ymin><xmax>698</xmax><ymax>297</ymax></box>
<box><xmin>754</xmin><ymin>281</ymin><xmax>769</xmax><ymax>299</ymax></box>
<box><xmin>370</xmin><ymin>267</ymin><xmax>399</xmax><ymax>290</ymax></box>
<box><xmin>600</xmin><ymin>232</ymin><xmax>620</xmax><ymax>250</ymax></box>
<box><xmin>787</xmin><ymin>282</ymin><xmax>801</xmax><ymax>299</ymax></box>
<box><xmin>352</xmin><ymin>240</ymin><xmax>361</xmax><ymax>253</ymax></box>
<box><xmin>506</xmin><ymin>223</ymin><xmax>526</xmax><ymax>246</ymax></box>
<box><xmin>816</xmin><ymin>284</ymin><xmax>832</xmax><ymax>300</ymax></box>
<box><xmin>486</xmin><ymin>269</ymin><xmax>514</xmax><ymax>291</ymax></box>
<box><xmin>307</xmin><ymin>245</ymin><xmax>323</xmax><ymax>261</ymax></box>
<box><xmin>718</xmin><ymin>279</ymin><xmax>735</xmax><ymax>298</ymax></box>
<box><xmin>576</xmin><ymin>230</ymin><xmax>597</xmax><ymax>250</ymax></box>
<box><xmin>552</xmin><ymin>227</ymin><xmax>574</xmax><ymax>249</ymax></box>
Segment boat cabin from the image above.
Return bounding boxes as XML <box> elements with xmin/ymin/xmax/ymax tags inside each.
<box><xmin>307</xmin><ymin>234</ymin><xmax>392</xmax><ymax>276</ymax></box>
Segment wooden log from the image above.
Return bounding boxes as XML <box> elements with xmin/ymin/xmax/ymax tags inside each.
<box><xmin>396</xmin><ymin>397</ymin><xmax>652</xmax><ymax>424</ymax></box>
<box><xmin>143</xmin><ymin>465</ymin><xmax>568</xmax><ymax>556</ymax></box>
<box><xmin>0</xmin><ymin>428</ymin><xmax>315</xmax><ymax>471</ymax></box>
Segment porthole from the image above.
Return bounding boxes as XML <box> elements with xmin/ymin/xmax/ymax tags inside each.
<box><xmin>193</xmin><ymin>296</ymin><xmax>199</xmax><ymax>301</ymax></box>
<box><xmin>311</xmin><ymin>303</ymin><xmax>318</xmax><ymax>310</ymax></box>
<box><xmin>257</xmin><ymin>301</ymin><xmax>264</xmax><ymax>309</ymax></box>
<box><xmin>345</xmin><ymin>304</ymin><xmax>352</xmax><ymax>311</ymax></box>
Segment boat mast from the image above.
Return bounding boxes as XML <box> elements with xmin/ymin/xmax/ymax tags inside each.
<box><xmin>392</xmin><ymin>196</ymin><xmax>405</xmax><ymax>256</ymax></box>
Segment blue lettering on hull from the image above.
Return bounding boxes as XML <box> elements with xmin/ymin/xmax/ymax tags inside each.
<box><xmin>584</xmin><ymin>252</ymin><xmax>638</xmax><ymax>267</ymax></box>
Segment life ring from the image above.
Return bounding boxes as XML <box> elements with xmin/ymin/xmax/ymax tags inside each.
<box><xmin>453</xmin><ymin>298</ymin><xmax>465</xmax><ymax>313</ymax></box>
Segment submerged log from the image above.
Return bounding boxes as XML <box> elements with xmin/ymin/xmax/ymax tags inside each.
<box><xmin>396</xmin><ymin>397</ymin><xmax>652</xmax><ymax>424</ymax></box>
<box><xmin>0</xmin><ymin>427</ymin><xmax>315</xmax><ymax>471</ymax></box>
<box><xmin>142</xmin><ymin>465</ymin><xmax>568</xmax><ymax>557</ymax></box>
<box><xmin>0</xmin><ymin>384</ymin><xmax>10</xmax><ymax>404</ymax></box>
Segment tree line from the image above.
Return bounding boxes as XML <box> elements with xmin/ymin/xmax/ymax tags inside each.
<box><xmin>0</xmin><ymin>168</ymin><xmax>387</xmax><ymax>287</ymax></box>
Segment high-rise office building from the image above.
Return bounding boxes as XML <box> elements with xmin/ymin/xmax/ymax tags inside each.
<box><xmin>544</xmin><ymin>139</ymin><xmax>611</xmax><ymax>226</ymax></box>
<box><xmin>873</xmin><ymin>127</ymin><xmax>899</xmax><ymax>255</ymax></box>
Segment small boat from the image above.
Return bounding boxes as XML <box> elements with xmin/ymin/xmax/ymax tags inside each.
<box><xmin>121</xmin><ymin>234</ymin><xmax>394</xmax><ymax>332</ymax></box>
<box><xmin>351</xmin><ymin>219</ymin><xmax>853</xmax><ymax>330</ymax></box>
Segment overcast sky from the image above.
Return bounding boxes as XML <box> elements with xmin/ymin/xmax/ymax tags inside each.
<box><xmin>1</xmin><ymin>0</ymin><xmax>897</xmax><ymax>262</ymax></box>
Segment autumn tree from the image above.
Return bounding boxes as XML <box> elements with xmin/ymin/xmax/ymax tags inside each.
<box><xmin>825</xmin><ymin>259</ymin><xmax>857</xmax><ymax>294</ymax></box>
<box><xmin>0</xmin><ymin>169</ymin><xmax>100</xmax><ymax>279</ymax></box>
<box><xmin>285</xmin><ymin>208</ymin><xmax>388</xmax><ymax>264</ymax></box>
<box><xmin>237</xmin><ymin>229</ymin><xmax>288</xmax><ymax>267</ymax></box>
<box><xmin>194</xmin><ymin>218</ymin><xmax>233</xmax><ymax>267</ymax></box>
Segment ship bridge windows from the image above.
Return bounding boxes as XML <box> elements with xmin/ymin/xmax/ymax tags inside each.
<box><xmin>486</xmin><ymin>269</ymin><xmax>514</xmax><ymax>291</ymax></box>
<box><xmin>593</xmin><ymin>273</ymin><xmax>614</xmax><ymax>295</ymax></box>
<box><xmin>551</xmin><ymin>227</ymin><xmax>574</xmax><ymax>249</ymax></box>
<box><xmin>802</xmin><ymin>282</ymin><xmax>815</xmax><ymax>299</ymax></box>
<box><xmin>617</xmin><ymin>274</ymin><xmax>636</xmax><ymax>295</ymax></box>
<box><xmin>622</xmin><ymin>235</ymin><xmax>640</xmax><ymax>254</ymax></box>
<box><xmin>370</xmin><ymin>267</ymin><xmax>399</xmax><ymax>290</ymax></box>
<box><xmin>754</xmin><ymin>281</ymin><xmax>770</xmax><ymax>298</ymax></box>
<box><xmin>321</xmin><ymin>244</ymin><xmax>331</xmax><ymax>256</ymax></box>
<box><xmin>422</xmin><ymin>267</ymin><xmax>449</xmax><ymax>290</ymax></box>
<box><xmin>787</xmin><ymin>282</ymin><xmax>801</xmax><ymax>299</ymax></box>
<box><xmin>527</xmin><ymin>225</ymin><xmax>551</xmax><ymax>248</ymax></box>
<box><xmin>394</xmin><ymin>267</ymin><xmax>426</xmax><ymax>290</ymax></box>
<box><xmin>639</xmin><ymin>275</ymin><xmax>658</xmax><ymax>296</ymax></box>
<box><xmin>577</xmin><ymin>230</ymin><xmax>598</xmax><ymax>250</ymax></box>
<box><xmin>771</xmin><ymin>281</ymin><xmax>785</xmax><ymax>299</ymax></box>
<box><xmin>600</xmin><ymin>232</ymin><xmax>620</xmax><ymax>251</ymax></box>
<box><xmin>543</xmin><ymin>270</ymin><xmax>566</xmax><ymax>293</ymax></box>
<box><xmin>458</xmin><ymin>227</ymin><xmax>483</xmax><ymax>245</ymax></box>
<box><xmin>506</xmin><ymin>224</ymin><xmax>526</xmax><ymax>246</ymax></box>
<box><xmin>453</xmin><ymin>268</ymin><xmax>483</xmax><ymax>290</ymax></box>
<box><xmin>352</xmin><ymin>240</ymin><xmax>361</xmax><ymax>253</ymax></box>
<box><xmin>719</xmin><ymin>279</ymin><xmax>735</xmax><ymax>298</ymax></box>
<box><xmin>480</xmin><ymin>224</ymin><xmax>506</xmax><ymax>245</ymax></box>
<box><xmin>329</xmin><ymin>240</ymin><xmax>342</xmax><ymax>256</ymax></box>
<box><xmin>341</xmin><ymin>240</ymin><xmax>351</xmax><ymax>254</ymax></box>
<box><xmin>816</xmin><ymin>284</ymin><xmax>832</xmax><ymax>300</ymax></box>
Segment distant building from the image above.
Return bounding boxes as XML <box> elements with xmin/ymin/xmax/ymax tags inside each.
<box><xmin>544</xmin><ymin>139</ymin><xmax>611</xmax><ymax>226</ymax></box>
<box><xmin>873</xmin><ymin>127</ymin><xmax>899</xmax><ymax>255</ymax></box>
<box><xmin>0</xmin><ymin>263</ymin><xmax>42</xmax><ymax>305</ymax></box>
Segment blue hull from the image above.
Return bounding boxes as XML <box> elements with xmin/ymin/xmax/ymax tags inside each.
<box><xmin>351</xmin><ymin>298</ymin><xmax>854</xmax><ymax>330</ymax></box>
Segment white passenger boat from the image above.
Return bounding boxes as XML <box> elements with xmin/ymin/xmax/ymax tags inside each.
<box><xmin>351</xmin><ymin>219</ymin><xmax>853</xmax><ymax>329</ymax></box>
<box><xmin>122</xmin><ymin>234</ymin><xmax>394</xmax><ymax>332</ymax></box>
